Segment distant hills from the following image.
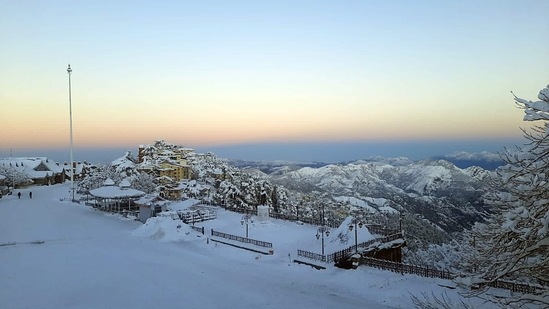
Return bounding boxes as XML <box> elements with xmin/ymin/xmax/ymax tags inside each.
<box><xmin>230</xmin><ymin>151</ymin><xmax>505</xmax><ymax>172</ymax></box>
<box><xmin>432</xmin><ymin>151</ymin><xmax>504</xmax><ymax>170</ymax></box>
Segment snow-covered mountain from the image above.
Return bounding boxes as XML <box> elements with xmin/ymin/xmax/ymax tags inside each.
<box><xmin>86</xmin><ymin>142</ymin><xmax>495</xmax><ymax>250</ymax></box>
<box><xmin>432</xmin><ymin>151</ymin><xmax>504</xmax><ymax>170</ymax></box>
<box><xmin>267</xmin><ymin>158</ymin><xmax>493</xmax><ymax>247</ymax></box>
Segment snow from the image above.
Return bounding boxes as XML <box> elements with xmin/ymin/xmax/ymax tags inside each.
<box><xmin>168</xmin><ymin>198</ymin><xmax>200</xmax><ymax>211</ymax></box>
<box><xmin>334</xmin><ymin>196</ymin><xmax>377</xmax><ymax>213</ymax></box>
<box><xmin>0</xmin><ymin>184</ymin><xmax>495</xmax><ymax>309</ymax></box>
<box><xmin>89</xmin><ymin>185</ymin><xmax>145</xmax><ymax>199</ymax></box>
<box><xmin>0</xmin><ymin>157</ymin><xmax>57</xmax><ymax>179</ymax></box>
<box><xmin>132</xmin><ymin>217</ymin><xmax>195</xmax><ymax>242</ymax></box>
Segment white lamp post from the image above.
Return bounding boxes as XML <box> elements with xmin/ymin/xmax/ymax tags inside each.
<box><xmin>67</xmin><ymin>64</ymin><xmax>75</xmax><ymax>202</ymax></box>
<box><xmin>241</xmin><ymin>214</ymin><xmax>253</xmax><ymax>238</ymax></box>
<box><xmin>316</xmin><ymin>226</ymin><xmax>330</xmax><ymax>257</ymax></box>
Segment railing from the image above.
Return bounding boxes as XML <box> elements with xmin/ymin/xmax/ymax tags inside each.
<box><xmin>363</xmin><ymin>257</ymin><xmax>454</xmax><ymax>280</ymax></box>
<box><xmin>327</xmin><ymin>233</ymin><xmax>404</xmax><ymax>263</ymax></box>
<box><xmin>362</xmin><ymin>257</ymin><xmax>540</xmax><ymax>294</ymax></box>
<box><xmin>486</xmin><ymin>279</ymin><xmax>539</xmax><ymax>294</ymax></box>
<box><xmin>191</xmin><ymin>226</ymin><xmax>205</xmax><ymax>235</ymax></box>
<box><xmin>297</xmin><ymin>232</ymin><xmax>405</xmax><ymax>263</ymax></box>
<box><xmin>177</xmin><ymin>209</ymin><xmax>217</xmax><ymax>224</ymax></box>
<box><xmin>211</xmin><ymin>229</ymin><xmax>272</xmax><ymax>248</ymax></box>
<box><xmin>297</xmin><ymin>249</ymin><xmax>326</xmax><ymax>262</ymax></box>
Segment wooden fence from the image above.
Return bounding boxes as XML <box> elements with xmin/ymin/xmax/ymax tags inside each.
<box><xmin>211</xmin><ymin>229</ymin><xmax>273</xmax><ymax>249</ymax></box>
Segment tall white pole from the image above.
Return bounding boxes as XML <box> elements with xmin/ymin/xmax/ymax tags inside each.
<box><xmin>67</xmin><ymin>64</ymin><xmax>75</xmax><ymax>201</ymax></box>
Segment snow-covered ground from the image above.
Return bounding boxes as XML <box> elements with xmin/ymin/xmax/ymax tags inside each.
<box><xmin>1</xmin><ymin>184</ymin><xmax>491</xmax><ymax>309</ymax></box>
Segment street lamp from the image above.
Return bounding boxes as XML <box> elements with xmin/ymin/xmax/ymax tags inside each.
<box><xmin>399</xmin><ymin>211</ymin><xmax>403</xmax><ymax>234</ymax></box>
<box><xmin>241</xmin><ymin>214</ymin><xmax>253</xmax><ymax>238</ymax></box>
<box><xmin>316</xmin><ymin>226</ymin><xmax>330</xmax><ymax>256</ymax></box>
<box><xmin>67</xmin><ymin>64</ymin><xmax>75</xmax><ymax>202</ymax></box>
<box><xmin>349</xmin><ymin>215</ymin><xmax>365</xmax><ymax>253</ymax></box>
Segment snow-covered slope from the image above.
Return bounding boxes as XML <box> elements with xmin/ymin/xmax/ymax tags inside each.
<box><xmin>0</xmin><ymin>183</ymin><xmax>497</xmax><ymax>309</ymax></box>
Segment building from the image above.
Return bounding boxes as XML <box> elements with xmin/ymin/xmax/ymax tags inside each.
<box><xmin>136</xmin><ymin>141</ymin><xmax>194</xmax><ymax>181</ymax></box>
<box><xmin>0</xmin><ymin>157</ymin><xmax>66</xmax><ymax>187</ymax></box>
<box><xmin>89</xmin><ymin>178</ymin><xmax>145</xmax><ymax>213</ymax></box>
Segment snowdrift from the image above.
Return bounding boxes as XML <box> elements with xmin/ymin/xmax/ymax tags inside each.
<box><xmin>132</xmin><ymin>217</ymin><xmax>196</xmax><ymax>242</ymax></box>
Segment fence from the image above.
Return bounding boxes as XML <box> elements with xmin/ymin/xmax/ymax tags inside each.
<box><xmin>177</xmin><ymin>209</ymin><xmax>217</xmax><ymax>224</ymax></box>
<box><xmin>362</xmin><ymin>257</ymin><xmax>540</xmax><ymax>294</ymax></box>
<box><xmin>191</xmin><ymin>226</ymin><xmax>205</xmax><ymax>235</ymax></box>
<box><xmin>486</xmin><ymin>279</ymin><xmax>539</xmax><ymax>294</ymax></box>
<box><xmin>211</xmin><ymin>229</ymin><xmax>272</xmax><ymax>249</ymax></box>
<box><xmin>297</xmin><ymin>232</ymin><xmax>404</xmax><ymax>264</ymax></box>
<box><xmin>326</xmin><ymin>233</ymin><xmax>404</xmax><ymax>263</ymax></box>
<box><xmin>362</xmin><ymin>257</ymin><xmax>454</xmax><ymax>280</ymax></box>
<box><xmin>297</xmin><ymin>249</ymin><xmax>326</xmax><ymax>262</ymax></box>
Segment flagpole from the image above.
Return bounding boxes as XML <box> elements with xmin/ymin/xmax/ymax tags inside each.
<box><xmin>67</xmin><ymin>64</ymin><xmax>75</xmax><ymax>201</ymax></box>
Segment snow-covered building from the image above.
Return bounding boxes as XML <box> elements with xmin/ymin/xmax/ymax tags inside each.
<box><xmin>136</xmin><ymin>141</ymin><xmax>193</xmax><ymax>181</ymax></box>
<box><xmin>0</xmin><ymin>174</ymin><xmax>8</xmax><ymax>196</ymax></box>
<box><xmin>62</xmin><ymin>161</ymin><xmax>91</xmax><ymax>181</ymax></box>
<box><xmin>0</xmin><ymin>157</ymin><xmax>66</xmax><ymax>187</ymax></box>
<box><xmin>89</xmin><ymin>178</ymin><xmax>145</xmax><ymax>213</ymax></box>
<box><xmin>135</xmin><ymin>195</ymin><xmax>170</xmax><ymax>223</ymax></box>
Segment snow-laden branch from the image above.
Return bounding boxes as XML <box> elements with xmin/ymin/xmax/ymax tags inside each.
<box><xmin>513</xmin><ymin>85</ymin><xmax>549</xmax><ymax>121</ymax></box>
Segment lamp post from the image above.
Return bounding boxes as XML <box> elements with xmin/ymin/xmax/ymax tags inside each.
<box><xmin>316</xmin><ymin>225</ymin><xmax>330</xmax><ymax>256</ymax></box>
<box><xmin>241</xmin><ymin>214</ymin><xmax>253</xmax><ymax>238</ymax></box>
<box><xmin>348</xmin><ymin>213</ymin><xmax>365</xmax><ymax>253</ymax></box>
<box><xmin>67</xmin><ymin>64</ymin><xmax>75</xmax><ymax>202</ymax></box>
<box><xmin>399</xmin><ymin>211</ymin><xmax>403</xmax><ymax>234</ymax></box>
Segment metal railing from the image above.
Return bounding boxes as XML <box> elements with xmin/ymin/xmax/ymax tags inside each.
<box><xmin>297</xmin><ymin>249</ymin><xmax>326</xmax><ymax>262</ymax></box>
<box><xmin>191</xmin><ymin>226</ymin><xmax>205</xmax><ymax>235</ymax></box>
<box><xmin>211</xmin><ymin>229</ymin><xmax>272</xmax><ymax>248</ymax></box>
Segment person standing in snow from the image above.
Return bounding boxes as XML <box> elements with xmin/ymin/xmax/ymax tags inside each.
<box><xmin>29</xmin><ymin>192</ymin><xmax>32</xmax><ymax>199</ymax></box>
<box><xmin>17</xmin><ymin>192</ymin><xmax>21</xmax><ymax>199</ymax></box>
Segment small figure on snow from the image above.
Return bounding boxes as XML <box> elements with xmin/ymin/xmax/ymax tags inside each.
<box><xmin>17</xmin><ymin>192</ymin><xmax>21</xmax><ymax>199</ymax></box>
<box><xmin>29</xmin><ymin>192</ymin><xmax>32</xmax><ymax>199</ymax></box>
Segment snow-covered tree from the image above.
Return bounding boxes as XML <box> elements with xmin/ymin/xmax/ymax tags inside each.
<box><xmin>131</xmin><ymin>172</ymin><xmax>157</xmax><ymax>194</ymax></box>
<box><xmin>0</xmin><ymin>165</ymin><xmax>33</xmax><ymax>187</ymax></box>
<box><xmin>463</xmin><ymin>85</ymin><xmax>549</xmax><ymax>307</ymax></box>
<box><xmin>78</xmin><ymin>164</ymin><xmax>124</xmax><ymax>193</ymax></box>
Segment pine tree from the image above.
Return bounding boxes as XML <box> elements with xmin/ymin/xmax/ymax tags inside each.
<box><xmin>464</xmin><ymin>85</ymin><xmax>549</xmax><ymax>307</ymax></box>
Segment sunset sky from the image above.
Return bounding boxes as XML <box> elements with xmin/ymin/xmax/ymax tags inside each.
<box><xmin>1</xmin><ymin>1</ymin><xmax>548</xmax><ymax>162</ymax></box>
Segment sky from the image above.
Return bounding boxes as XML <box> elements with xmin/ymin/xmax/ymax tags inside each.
<box><xmin>1</xmin><ymin>0</ymin><xmax>548</xmax><ymax>162</ymax></box>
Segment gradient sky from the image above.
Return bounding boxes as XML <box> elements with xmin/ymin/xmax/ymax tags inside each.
<box><xmin>1</xmin><ymin>0</ymin><xmax>548</xmax><ymax>161</ymax></box>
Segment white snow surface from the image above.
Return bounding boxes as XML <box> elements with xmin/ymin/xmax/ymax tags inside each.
<box><xmin>0</xmin><ymin>184</ymin><xmax>494</xmax><ymax>309</ymax></box>
<box><xmin>89</xmin><ymin>185</ymin><xmax>145</xmax><ymax>199</ymax></box>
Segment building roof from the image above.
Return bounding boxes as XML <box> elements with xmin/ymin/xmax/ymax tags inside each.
<box><xmin>0</xmin><ymin>157</ymin><xmax>61</xmax><ymax>179</ymax></box>
<box><xmin>89</xmin><ymin>186</ymin><xmax>145</xmax><ymax>199</ymax></box>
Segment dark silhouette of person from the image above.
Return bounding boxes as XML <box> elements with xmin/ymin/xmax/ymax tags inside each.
<box><xmin>29</xmin><ymin>192</ymin><xmax>33</xmax><ymax>199</ymax></box>
<box><xmin>17</xmin><ymin>192</ymin><xmax>21</xmax><ymax>199</ymax></box>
